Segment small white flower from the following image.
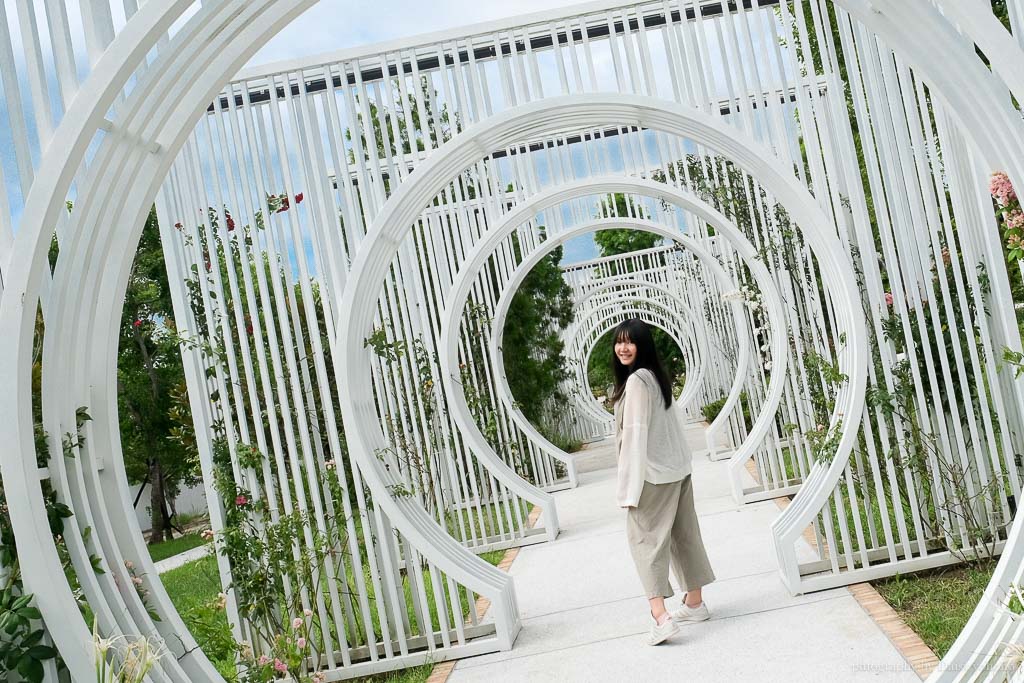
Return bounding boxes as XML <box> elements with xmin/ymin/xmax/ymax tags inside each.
<box><xmin>760</xmin><ymin>344</ymin><xmax>770</xmax><ymax>352</ymax></box>
<box><xmin>746</xmin><ymin>300</ymin><xmax>760</xmax><ymax>310</ymax></box>
<box><xmin>764</xmin><ymin>361</ymin><xmax>773</xmax><ymax>371</ymax></box>
<box><xmin>895</xmin><ymin>352</ymin><xmax>907</xmax><ymax>363</ymax></box>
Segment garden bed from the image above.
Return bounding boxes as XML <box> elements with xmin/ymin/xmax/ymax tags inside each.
<box><xmin>872</xmin><ymin>560</ymin><xmax>997</xmax><ymax>658</ymax></box>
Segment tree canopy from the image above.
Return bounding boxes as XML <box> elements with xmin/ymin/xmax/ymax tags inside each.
<box><xmin>502</xmin><ymin>246</ymin><xmax>575</xmax><ymax>430</ymax></box>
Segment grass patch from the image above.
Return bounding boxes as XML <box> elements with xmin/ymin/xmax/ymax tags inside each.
<box><xmin>160</xmin><ymin>554</ymin><xmax>237</xmax><ymax>678</ymax></box>
<box><xmin>147</xmin><ymin>532</ymin><xmax>209</xmax><ymax>563</ymax></box>
<box><xmin>873</xmin><ymin>559</ymin><xmax>996</xmax><ymax>657</ymax></box>
<box><xmin>350</xmin><ymin>663</ymin><xmax>435</xmax><ymax>682</ymax></box>
<box><xmin>159</xmin><ymin>546</ymin><xmax>511</xmax><ymax>679</ymax></box>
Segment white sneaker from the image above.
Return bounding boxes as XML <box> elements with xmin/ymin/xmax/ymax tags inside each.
<box><xmin>672</xmin><ymin>599</ymin><xmax>710</xmax><ymax>623</ymax></box>
<box><xmin>646</xmin><ymin>616</ymin><xmax>679</xmax><ymax>646</ymax></box>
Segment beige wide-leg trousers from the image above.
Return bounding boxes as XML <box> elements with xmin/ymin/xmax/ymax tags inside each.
<box><xmin>626</xmin><ymin>475</ymin><xmax>715</xmax><ymax>599</ymax></box>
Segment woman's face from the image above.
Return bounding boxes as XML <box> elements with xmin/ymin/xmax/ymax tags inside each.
<box><xmin>615</xmin><ymin>337</ymin><xmax>637</xmax><ymax>367</ymax></box>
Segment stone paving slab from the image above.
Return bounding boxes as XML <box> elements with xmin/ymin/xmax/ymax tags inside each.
<box><xmin>449</xmin><ymin>426</ymin><xmax>919</xmax><ymax>683</ymax></box>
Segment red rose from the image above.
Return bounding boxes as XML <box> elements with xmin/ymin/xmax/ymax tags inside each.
<box><xmin>133</xmin><ymin>319</ymin><xmax>142</xmax><ymax>328</ymax></box>
<box><xmin>227</xmin><ymin>216</ymin><xmax>236</xmax><ymax>231</ymax></box>
<box><xmin>294</xmin><ymin>193</ymin><xmax>304</xmax><ymax>204</ymax></box>
<box><xmin>277</xmin><ymin>196</ymin><xmax>290</xmax><ymax>213</ymax></box>
<box><xmin>174</xmin><ymin>222</ymin><xmax>183</xmax><ymax>230</ymax></box>
<box><xmin>235</xmin><ymin>494</ymin><xmax>248</xmax><ymax>506</ymax></box>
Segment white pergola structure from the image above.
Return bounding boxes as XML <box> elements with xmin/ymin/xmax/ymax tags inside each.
<box><xmin>3</xmin><ymin>1</ymin><xmax>1024</xmax><ymax>681</ymax></box>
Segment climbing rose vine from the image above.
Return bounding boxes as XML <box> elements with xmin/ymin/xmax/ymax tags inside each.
<box><xmin>991</xmin><ymin>171</ymin><xmax>1024</xmax><ymax>260</ymax></box>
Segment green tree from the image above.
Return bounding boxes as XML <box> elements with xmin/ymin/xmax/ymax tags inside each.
<box><xmin>502</xmin><ymin>246</ymin><xmax>575</xmax><ymax>427</ymax></box>
<box><xmin>118</xmin><ymin>208</ymin><xmax>198</xmax><ymax>543</ymax></box>
<box><xmin>593</xmin><ymin>193</ymin><xmax>660</xmax><ymax>257</ymax></box>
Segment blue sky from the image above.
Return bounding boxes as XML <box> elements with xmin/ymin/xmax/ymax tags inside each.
<box><xmin>4</xmin><ymin>1</ymin><xmax>794</xmax><ymax>266</ymax></box>
<box><xmin>250</xmin><ymin>0</ymin><xmax>593</xmax><ymax>67</ymax></box>
<box><xmin>247</xmin><ymin>0</ymin><xmax>604</xmax><ymax>264</ymax></box>
<box><xmin>0</xmin><ymin>0</ymin><xmax>602</xmax><ymax>263</ymax></box>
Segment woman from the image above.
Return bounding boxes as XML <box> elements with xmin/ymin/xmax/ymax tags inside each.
<box><xmin>612</xmin><ymin>318</ymin><xmax>715</xmax><ymax>646</ymax></box>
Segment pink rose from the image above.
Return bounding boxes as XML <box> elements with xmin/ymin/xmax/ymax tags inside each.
<box><xmin>257</xmin><ymin>655</ymin><xmax>270</xmax><ymax>666</ymax></box>
<box><xmin>991</xmin><ymin>171</ymin><xmax>1018</xmax><ymax>206</ymax></box>
<box><xmin>292</xmin><ymin>617</ymin><xmax>303</xmax><ymax>629</ymax></box>
<box><xmin>884</xmin><ymin>292</ymin><xmax>894</xmax><ymax>307</ymax></box>
<box><xmin>235</xmin><ymin>494</ymin><xmax>248</xmax><ymax>506</ymax></box>
<box><xmin>1007</xmin><ymin>210</ymin><xmax>1024</xmax><ymax>230</ymax></box>
<box><xmin>274</xmin><ymin>659</ymin><xmax>288</xmax><ymax>673</ymax></box>
<box><xmin>296</xmin><ymin>637</ymin><xmax>307</xmax><ymax>649</ymax></box>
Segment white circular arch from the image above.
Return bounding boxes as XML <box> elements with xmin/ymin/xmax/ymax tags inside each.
<box><xmin>483</xmin><ymin>218</ymin><xmax>757</xmax><ymax>485</ymax></box>
<box><xmin>566</xmin><ymin>281</ymin><xmax>709</xmax><ymax>414</ymax></box>
<box><xmin>565</xmin><ymin>278</ymin><xmax>708</xmax><ymax>413</ymax></box>
<box><xmin>568</xmin><ymin>304</ymin><xmax>700</xmax><ymax>431</ymax></box>
<box><xmin>0</xmin><ymin>1</ymin><xmax>321</xmax><ymax>679</ymax></box>
<box><xmin>438</xmin><ymin>178</ymin><xmax>793</xmax><ymax>519</ymax></box>
<box><xmin>1</xmin><ymin>2</ymin><xmax>1023</xmax><ymax>680</ymax></box>
<box><xmin>337</xmin><ymin>99</ymin><xmax>867</xmax><ymax>645</ymax></box>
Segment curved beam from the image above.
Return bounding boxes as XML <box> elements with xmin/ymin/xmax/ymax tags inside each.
<box><xmin>572</xmin><ymin>297</ymin><xmax>702</xmax><ymax>404</ymax></box>
<box><xmin>838</xmin><ymin>1</ymin><xmax>1024</xmax><ymax>677</ymax></box>
<box><xmin>441</xmin><ymin>178</ymin><xmax>790</xmax><ymax>516</ymax></box>
<box><xmin>336</xmin><ymin>99</ymin><xmax>864</xmax><ymax>620</ymax></box>
<box><xmin>565</xmin><ymin>280</ymin><xmax>708</xmax><ymax>415</ymax></box>
<box><xmin>567</xmin><ymin>290</ymin><xmax>703</xmax><ymax>425</ymax></box>
<box><xmin>569</xmin><ymin>304</ymin><xmax>700</xmax><ymax>432</ymax></box>
<box><xmin>560</xmin><ymin>229</ymin><xmax>753</xmax><ymax>440</ymax></box>
<box><xmin>0</xmin><ymin>1</ymin><xmax>320</xmax><ymax>679</ymax></box>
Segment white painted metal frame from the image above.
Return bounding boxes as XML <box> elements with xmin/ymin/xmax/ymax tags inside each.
<box><xmin>4</xmin><ymin>1</ymin><xmax>1024</xmax><ymax>680</ymax></box>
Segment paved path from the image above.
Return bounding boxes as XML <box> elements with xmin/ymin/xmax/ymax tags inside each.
<box><xmin>449</xmin><ymin>423</ymin><xmax>919</xmax><ymax>682</ymax></box>
<box><xmin>154</xmin><ymin>543</ymin><xmax>211</xmax><ymax>574</ymax></box>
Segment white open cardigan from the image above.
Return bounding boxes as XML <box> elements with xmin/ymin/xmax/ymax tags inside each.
<box><xmin>614</xmin><ymin>368</ymin><xmax>693</xmax><ymax>508</ymax></box>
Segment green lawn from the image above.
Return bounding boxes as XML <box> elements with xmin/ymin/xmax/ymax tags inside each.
<box><xmin>444</xmin><ymin>500</ymin><xmax>531</xmax><ymax>548</ymax></box>
<box><xmin>351</xmin><ymin>663</ymin><xmax>435</xmax><ymax>682</ymax></box>
<box><xmin>160</xmin><ymin>546</ymin><xmax>509</xmax><ymax>680</ymax></box>
<box><xmin>873</xmin><ymin>560</ymin><xmax>996</xmax><ymax>657</ymax></box>
<box><xmin>147</xmin><ymin>532</ymin><xmax>209</xmax><ymax>563</ymax></box>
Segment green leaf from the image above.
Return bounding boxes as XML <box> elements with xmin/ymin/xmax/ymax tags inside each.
<box><xmin>16</xmin><ymin>607</ymin><xmax>41</xmax><ymax>620</ymax></box>
<box><xmin>21</xmin><ymin>629</ymin><xmax>44</xmax><ymax>648</ymax></box>
<box><xmin>27</xmin><ymin>645</ymin><xmax>56</xmax><ymax>660</ymax></box>
<box><xmin>10</xmin><ymin>595</ymin><xmax>31</xmax><ymax>611</ymax></box>
<box><xmin>17</xmin><ymin>653</ymin><xmax>43</xmax><ymax>682</ymax></box>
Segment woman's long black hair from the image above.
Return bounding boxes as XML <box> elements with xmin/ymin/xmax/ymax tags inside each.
<box><xmin>610</xmin><ymin>318</ymin><xmax>673</xmax><ymax>407</ymax></box>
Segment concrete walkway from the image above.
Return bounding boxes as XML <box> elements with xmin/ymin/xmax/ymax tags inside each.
<box><xmin>449</xmin><ymin>423</ymin><xmax>919</xmax><ymax>682</ymax></box>
<box><xmin>154</xmin><ymin>543</ymin><xmax>211</xmax><ymax>574</ymax></box>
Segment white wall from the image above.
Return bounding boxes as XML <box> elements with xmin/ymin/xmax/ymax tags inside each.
<box><xmin>129</xmin><ymin>482</ymin><xmax>208</xmax><ymax>533</ymax></box>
